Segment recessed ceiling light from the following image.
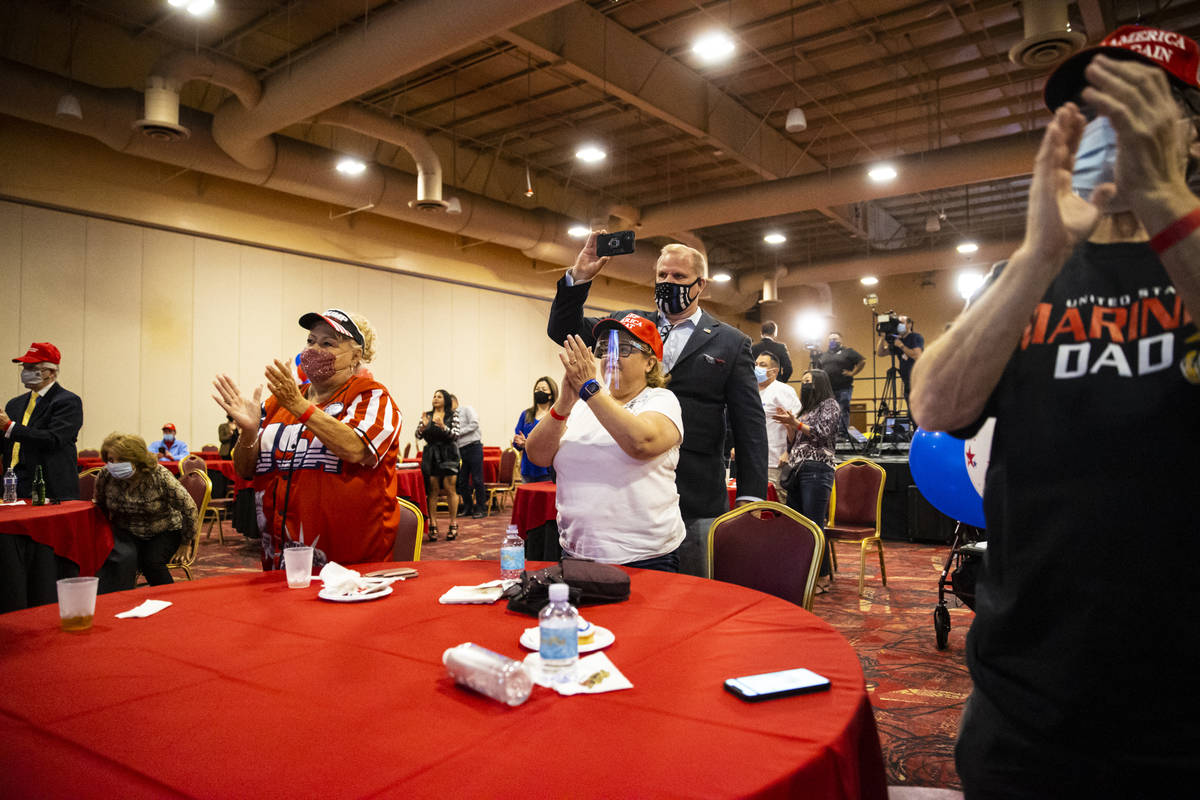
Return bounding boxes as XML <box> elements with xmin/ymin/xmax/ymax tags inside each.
<box><xmin>763</xmin><ymin>232</ymin><xmax>786</xmax><ymax>245</ymax></box>
<box><xmin>860</xmin><ymin>276</ymin><xmax>878</xmax><ymax>286</ymax></box>
<box><xmin>335</xmin><ymin>157</ymin><xmax>366</xmax><ymax>176</ymax></box>
<box><xmin>575</xmin><ymin>145</ymin><xmax>606</xmax><ymax>163</ymax></box>
<box><xmin>867</xmin><ymin>164</ymin><xmax>897</xmax><ymax>182</ymax></box>
<box><xmin>692</xmin><ymin>32</ymin><xmax>735</xmax><ymax>63</ymax></box>
<box><xmin>958</xmin><ymin>270</ymin><xmax>985</xmax><ymax>300</ymax></box>
<box><xmin>956</xmin><ymin>241</ymin><xmax>979</xmax><ymax>254</ymax></box>
<box><xmin>168</xmin><ymin>0</ymin><xmax>189</xmax><ymax>6</ymax></box>
<box><xmin>567</xmin><ymin>225</ymin><xmax>590</xmax><ymax>238</ymax></box>
<box><xmin>710</xmin><ymin>271</ymin><xmax>732</xmax><ymax>283</ymax></box>
<box><xmin>185</xmin><ymin>0</ymin><xmax>215</xmax><ymax>15</ymax></box>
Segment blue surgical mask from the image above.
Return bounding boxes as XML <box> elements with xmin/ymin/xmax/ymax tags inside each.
<box><xmin>754</xmin><ymin>366</ymin><xmax>769</xmax><ymax>383</ymax></box>
<box><xmin>1072</xmin><ymin>116</ymin><xmax>1128</xmax><ymax>211</ymax></box>
<box><xmin>827</xmin><ymin>339</ymin><xmax>841</xmax><ymax>352</ymax></box>
<box><xmin>105</xmin><ymin>461</ymin><xmax>134</xmax><ymax>479</ymax></box>
<box><xmin>163</xmin><ymin>434</ymin><xmax>175</xmax><ymax>444</ymax></box>
<box><xmin>896</xmin><ymin>323</ymin><xmax>907</xmax><ymax>335</ymax></box>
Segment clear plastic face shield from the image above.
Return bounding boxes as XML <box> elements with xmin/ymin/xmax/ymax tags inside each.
<box><xmin>604</xmin><ymin>328</ymin><xmax>620</xmax><ymax>391</ymax></box>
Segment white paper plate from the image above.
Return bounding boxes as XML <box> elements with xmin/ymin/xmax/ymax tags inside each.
<box><xmin>318</xmin><ymin>585</ymin><xmax>393</xmax><ymax>603</ymax></box>
<box><xmin>520</xmin><ymin>625</ymin><xmax>614</xmax><ymax>653</ymax></box>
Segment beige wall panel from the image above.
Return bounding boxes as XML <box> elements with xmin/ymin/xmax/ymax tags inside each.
<box><xmin>193</xmin><ymin>238</ymin><xmax>242</xmax><ymax>446</ymax></box>
<box><xmin>238</xmin><ymin>247</ymin><xmax>284</xmax><ymax>398</ymax></box>
<box><xmin>21</xmin><ymin>206</ymin><xmax>86</xmax><ymax>392</ymax></box>
<box><xmin>355</xmin><ymin>268</ymin><xmax>394</xmax><ymax>393</ymax></box>
<box><xmin>388</xmin><ymin>273</ymin><xmax>425</xmax><ymax>442</ymax></box>
<box><xmin>320</xmin><ymin>261</ymin><xmax>360</xmax><ymax>315</ymax></box>
<box><xmin>139</xmin><ymin>229</ymin><xmax>194</xmax><ymax>443</ymax></box>
<box><xmin>81</xmin><ymin>218</ymin><xmax>143</xmax><ymax>448</ymax></box>
<box><xmin>0</xmin><ymin>202</ymin><xmax>23</xmax><ymax>382</ymax></box>
<box><xmin>450</xmin><ymin>284</ymin><xmax>481</xmax><ymax>428</ymax></box>
<box><xmin>473</xmin><ymin>290</ymin><xmax>507</xmax><ymax>445</ymax></box>
<box><xmin>279</xmin><ymin>253</ymin><xmax>325</xmax><ymax>374</ymax></box>
<box><xmin>420</xmin><ymin>280</ymin><xmax>453</xmax><ymax>404</ymax></box>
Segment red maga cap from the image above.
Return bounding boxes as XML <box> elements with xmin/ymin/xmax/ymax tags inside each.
<box><xmin>592</xmin><ymin>313</ymin><xmax>664</xmax><ymax>361</ymax></box>
<box><xmin>298</xmin><ymin>308</ymin><xmax>365</xmax><ymax>348</ymax></box>
<box><xmin>1045</xmin><ymin>25</ymin><xmax>1200</xmax><ymax>110</ymax></box>
<box><xmin>162</xmin><ymin>423</ymin><xmax>176</xmax><ymax>432</ymax></box>
<box><xmin>12</xmin><ymin>342</ymin><xmax>61</xmax><ymax>365</ymax></box>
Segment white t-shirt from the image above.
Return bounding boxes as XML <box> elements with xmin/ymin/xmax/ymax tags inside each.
<box><xmin>758</xmin><ymin>380</ymin><xmax>802</xmax><ymax>466</ymax></box>
<box><xmin>553</xmin><ymin>386</ymin><xmax>685</xmax><ymax>564</ymax></box>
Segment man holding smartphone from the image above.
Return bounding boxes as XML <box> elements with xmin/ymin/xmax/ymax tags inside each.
<box><xmin>911</xmin><ymin>25</ymin><xmax>1200</xmax><ymax>798</ymax></box>
<box><xmin>548</xmin><ymin>232</ymin><xmax>767</xmax><ymax>578</ymax></box>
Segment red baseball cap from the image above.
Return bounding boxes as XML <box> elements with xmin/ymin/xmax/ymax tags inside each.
<box><xmin>12</xmin><ymin>342</ymin><xmax>61</xmax><ymax>365</ymax></box>
<box><xmin>162</xmin><ymin>423</ymin><xmax>176</xmax><ymax>432</ymax></box>
<box><xmin>592</xmin><ymin>313</ymin><xmax>664</xmax><ymax>361</ymax></box>
<box><xmin>1045</xmin><ymin>25</ymin><xmax>1200</xmax><ymax>110</ymax></box>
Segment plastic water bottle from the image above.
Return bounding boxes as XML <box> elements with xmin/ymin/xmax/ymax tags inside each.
<box><xmin>538</xmin><ymin>583</ymin><xmax>579</xmax><ymax>683</ymax></box>
<box><xmin>500</xmin><ymin>524</ymin><xmax>525</xmax><ymax>580</ymax></box>
<box><xmin>3</xmin><ymin>468</ymin><xmax>16</xmax><ymax>503</ymax></box>
<box><xmin>442</xmin><ymin>642</ymin><xmax>532</xmax><ymax>707</ymax></box>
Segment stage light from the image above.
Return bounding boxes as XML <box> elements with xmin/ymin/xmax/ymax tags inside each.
<box><xmin>763</xmin><ymin>232</ymin><xmax>786</xmax><ymax>245</ymax></box>
<box><xmin>860</xmin><ymin>276</ymin><xmax>878</xmax><ymax>286</ymax></box>
<box><xmin>867</xmin><ymin>164</ymin><xmax>897</xmax><ymax>182</ymax></box>
<box><xmin>335</xmin><ymin>157</ymin><xmax>366</xmax><ymax>176</ymax></box>
<box><xmin>692</xmin><ymin>33</ymin><xmax>735</xmax><ymax>63</ymax></box>
<box><xmin>575</xmin><ymin>145</ymin><xmax>606</xmax><ymax>163</ymax></box>
<box><xmin>958</xmin><ymin>270</ymin><xmax>985</xmax><ymax>300</ymax></box>
<box><xmin>796</xmin><ymin>310</ymin><xmax>826</xmax><ymax>343</ymax></box>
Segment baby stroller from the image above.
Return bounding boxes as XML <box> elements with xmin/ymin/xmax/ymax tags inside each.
<box><xmin>934</xmin><ymin>522</ymin><xmax>987</xmax><ymax>650</ymax></box>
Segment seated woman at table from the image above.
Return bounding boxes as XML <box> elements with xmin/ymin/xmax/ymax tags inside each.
<box><xmin>93</xmin><ymin>432</ymin><xmax>197</xmax><ymax>589</ymax></box>
<box><xmin>415</xmin><ymin>389</ymin><xmax>459</xmax><ymax>541</ymax></box>
<box><xmin>511</xmin><ymin>376</ymin><xmax>557</xmax><ymax>483</ymax></box>
<box><xmin>213</xmin><ymin>308</ymin><xmax>401</xmax><ymax>570</ymax></box>
<box><xmin>525</xmin><ymin>315</ymin><xmax>684</xmax><ymax>571</ymax></box>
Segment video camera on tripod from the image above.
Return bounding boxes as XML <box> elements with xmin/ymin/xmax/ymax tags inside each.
<box><xmin>875</xmin><ymin>310</ymin><xmax>902</xmax><ymax>337</ymax></box>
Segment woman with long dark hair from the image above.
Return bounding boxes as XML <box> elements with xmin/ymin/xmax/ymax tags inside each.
<box><xmin>511</xmin><ymin>376</ymin><xmax>558</xmax><ymax>482</ymax></box>
<box><xmin>416</xmin><ymin>389</ymin><xmax>459</xmax><ymax>540</ymax></box>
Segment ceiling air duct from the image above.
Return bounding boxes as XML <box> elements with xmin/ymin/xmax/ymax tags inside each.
<box><xmin>133</xmin><ymin>76</ymin><xmax>189</xmax><ymax>141</ymax></box>
<box><xmin>1008</xmin><ymin>0</ymin><xmax>1086</xmax><ymax>68</ymax></box>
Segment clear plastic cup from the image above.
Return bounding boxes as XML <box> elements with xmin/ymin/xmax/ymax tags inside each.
<box><xmin>56</xmin><ymin>576</ymin><xmax>99</xmax><ymax>632</ymax></box>
<box><xmin>283</xmin><ymin>546</ymin><xmax>314</xmax><ymax>588</ymax></box>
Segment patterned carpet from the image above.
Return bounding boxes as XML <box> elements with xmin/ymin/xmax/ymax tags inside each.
<box><xmin>191</xmin><ymin>511</ymin><xmax>972</xmax><ymax>790</ymax></box>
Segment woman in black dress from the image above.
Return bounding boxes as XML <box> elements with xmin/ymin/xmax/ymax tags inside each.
<box><xmin>415</xmin><ymin>389</ymin><xmax>460</xmax><ymax>540</ymax></box>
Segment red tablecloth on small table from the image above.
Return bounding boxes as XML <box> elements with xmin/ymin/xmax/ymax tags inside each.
<box><xmin>0</xmin><ymin>500</ymin><xmax>114</xmax><ymax>576</ymax></box>
<box><xmin>395</xmin><ymin>466</ymin><xmax>427</xmax><ymax>514</ymax></box>
<box><xmin>0</xmin><ymin>561</ymin><xmax>886</xmax><ymax>798</ymax></box>
<box><xmin>727</xmin><ymin>480</ymin><xmax>778</xmax><ymax>508</ymax></box>
<box><xmin>510</xmin><ymin>481</ymin><xmax>557</xmax><ymax>535</ymax></box>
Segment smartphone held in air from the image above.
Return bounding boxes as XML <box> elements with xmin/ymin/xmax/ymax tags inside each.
<box><xmin>595</xmin><ymin>230</ymin><xmax>636</xmax><ymax>257</ymax></box>
<box><xmin>724</xmin><ymin>668</ymin><xmax>831</xmax><ymax>702</ymax></box>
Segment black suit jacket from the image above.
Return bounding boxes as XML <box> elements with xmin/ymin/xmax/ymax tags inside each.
<box><xmin>2</xmin><ymin>383</ymin><xmax>83</xmax><ymax>501</ymax></box>
<box><xmin>548</xmin><ymin>277</ymin><xmax>768</xmax><ymax>519</ymax></box>
<box><xmin>751</xmin><ymin>337</ymin><xmax>794</xmax><ymax>383</ymax></box>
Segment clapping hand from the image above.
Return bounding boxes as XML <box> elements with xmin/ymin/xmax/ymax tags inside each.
<box><xmin>212</xmin><ymin>374</ymin><xmax>263</xmax><ymax>436</ymax></box>
<box><xmin>559</xmin><ymin>334</ymin><xmax>597</xmax><ymax>394</ymax></box>
<box><xmin>512</xmin><ymin>431</ymin><xmax>527</xmax><ymax>449</ymax></box>
<box><xmin>265</xmin><ymin>360</ymin><xmax>306</xmax><ymax>416</ymax></box>
<box><xmin>771</xmin><ymin>406</ymin><xmax>799</xmax><ymax>431</ymax></box>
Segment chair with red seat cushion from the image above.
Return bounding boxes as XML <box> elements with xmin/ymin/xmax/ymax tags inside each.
<box><xmin>825</xmin><ymin>458</ymin><xmax>887</xmax><ymax>597</ymax></box>
<box><xmin>707</xmin><ymin>501</ymin><xmax>826</xmax><ymax>611</ymax></box>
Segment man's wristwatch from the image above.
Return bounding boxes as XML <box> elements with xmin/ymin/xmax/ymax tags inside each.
<box><xmin>579</xmin><ymin>379</ymin><xmax>602</xmax><ymax>402</ymax></box>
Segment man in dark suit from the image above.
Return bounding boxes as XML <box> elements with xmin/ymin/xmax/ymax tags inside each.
<box><xmin>548</xmin><ymin>234</ymin><xmax>767</xmax><ymax>577</ymax></box>
<box><xmin>1</xmin><ymin>342</ymin><xmax>83</xmax><ymax>501</ymax></box>
<box><xmin>751</xmin><ymin>321</ymin><xmax>794</xmax><ymax>382</ymax></box>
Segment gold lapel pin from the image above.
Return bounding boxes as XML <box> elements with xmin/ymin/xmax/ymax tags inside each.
<box><xmin>702</xmin><ymin>328</ymin><xmax>711</xmax><ymax>333</ymax></box>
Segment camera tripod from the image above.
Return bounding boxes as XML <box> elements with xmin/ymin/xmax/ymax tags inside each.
<box><xmin>865</xmin><ymin>347</ymin><xmax>912</xmax><ymax>454</ymax></box>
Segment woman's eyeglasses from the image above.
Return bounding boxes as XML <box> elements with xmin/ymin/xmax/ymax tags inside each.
<box><xmin>593</xmin><ymin>342</ymin><xmax>648</xmax><ymax>359</ymax></box>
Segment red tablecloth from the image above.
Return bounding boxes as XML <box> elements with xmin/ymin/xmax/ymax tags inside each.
<box><xmin>396</xmin><ymin>466</ymin><xmax>427</xmax><ymax>514</ymax></box>
<box><xmin>727</xmin><ymin>480</ymin><xmax>779</xmax><ymax>507</ymax></box>
<box><xmin>0</xmin><ymin>500</ymin><xmax>114</xmax><ymax>575</ymax></box>
<box><xmin>510</xmin><ymin>481</ymin><xmax>557</xmax><ymax>535</ymax></box>
<box><xmin>0</xmin><ymin>561</ymin><xmax>886</xmax><ymax>798</ymax></box>
<box><xmin>407</xmin><ymin>452</ymin><xmax>500</xmax><ymax>482</ymax></box>
<box><xmin>76</xmin><ymin>457</ymin><xmax>104</xmax><ymax>471</ymax></box>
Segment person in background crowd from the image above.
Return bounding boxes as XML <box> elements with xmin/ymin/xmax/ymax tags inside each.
<box><xmin>526</xmin><ymin>315</ymin><xmax>683</xmax><ymax>571</ymax></box>
<box><xmin>875</xmin><ymin>315</ymin><xmax>923</xmax><ymax>405</ymax></box>
<box><xmin>512</xmin><ymin>376</ymin><xmax>557</xmax><ymax>483</ymax></box>
<box><xmin>94</xmin><ymin>432</ymin><xmax>196</xmax><ymax>589</ymax></box>
<box><xmin>214</xmin><ymin>308</ymin><xmax>401</xmax><ymax>568</ymax></box>
<box><xmin>0</xmin><ymin>342</ymin><xmax>82</xmax><ymax>500</ymax></box>
<box><xmin>814</xmin><ymin>331</ymin><xmax>865</xmax><ymax>436</ymax></box>
<box><xmin>148</xmin><ymin>423</ymin><xmax>188</xmax><ymax>463</ymax></box>
<box><xmin>217</xmin><ymin>414</ymin><xmax>239</xmax><ymax>458</ymax></box>
<box><xmin>754</xmin><ymin>351</ymin><xmax>801</xmax><ymax>499</ymax></box>
<box><xmin>416</xmin><ymin>389</ymin><xmax>459</xmax><ymax>541</ymax></box>
<box><xmin>911</xmin><ymin>24</ymin><xmax>1200</xmax><ymax>797</ymax></box>
<box><xmin>549</xmin><ymin>235</ymin><xmax>767</xmax><ymax>578</ymax></box>
<box><xmin>752</xmin><ymin>320</ymin><xmax>794</xmax><ymax>383</ymax></box>
<box><xmin>453</xmin><ymin>396</ymin><xmax>488</xmax><ymax>519</ymax></box>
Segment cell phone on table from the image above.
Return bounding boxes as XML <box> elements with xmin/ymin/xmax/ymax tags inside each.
<box><xmin>724</xmin><ymin>668</ymin><xmax>831</xmax><ymax>702</ymax></box>
<box><xmin>595</xmin><ymin>230</ymin><xmax>636</xmax><ymax>257</ymax></box>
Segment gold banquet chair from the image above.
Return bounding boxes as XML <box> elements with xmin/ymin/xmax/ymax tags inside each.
<box><xmin>78</xmin><ymin>466</ymin><xmax>103</xmax><ymax>502</ymax></box>
<box><xmin>707</xmin><ymin>501</ymin><xmax>826</xmax><ymax>611</ymax></box>
<box><xmin>485</xmin><ymin>447</ymin><xmax>520</xmax><ymax>512</ymax></box>
<box><xmin>170</xmin><ymin>470</ymin><xmax>211</xmax><ymax>581</ymax></box>
<box><xmin>392</xmin><ymin>497</ymin><xmax>424</xmax><ymax>561</ymax></box>
<box><xmin>825</xmin><ymin>457</ymin><xmax>888</xmax><ymax>598</ymax></box>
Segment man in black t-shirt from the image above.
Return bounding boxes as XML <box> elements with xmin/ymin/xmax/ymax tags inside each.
<box><xmin>874</xmin><ymin>316</ymin><xmax>923</xmax><ymax>408</ymax></box>
<box><xmin>911</xmin><ymin>25</ymin><xmax>1200</xmax><ymax>798</ymax></box>
<box><xmin>814</xmin><ymin>331</ymin><xmax>863</xmax><ymax>435</ymax></box>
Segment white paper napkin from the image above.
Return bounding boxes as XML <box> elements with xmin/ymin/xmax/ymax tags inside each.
<box><xmin>437</xmin><ymin>579</ymin><xmax>515</xmax><ymax>604</ymax></box>
<box><xmin>0</xmin><ymin>500</ymin><xmax>27</xmax><ymax>507</ymax></box>
<box><xmin>319</xmin><ymin>562</ymin><xmax>367</xmax><ymax>595</ymax></box>
<box><xmin>115</xmin><ymin>600</ymin><xmax>172</xmax><ymax>619</ymax></box>
<box><xmin>521</xmin><ymin>652</ymin><xmax>633</xmax><ymax>695</ymax></box>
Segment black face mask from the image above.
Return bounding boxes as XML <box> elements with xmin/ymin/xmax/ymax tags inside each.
<box><xmin>533</xmin><ymin>390</ymin><xmax>551</xmax><ymax>405</ymax></box>
<box><xmin>654</xmin><ymin>278</ymin><xmax>701</xmax><ymax>317</ymax></box>
<box><xmin>800</xmin><ymin>384</ymin><xmax>814</xmax><ymax>407</ymax></box>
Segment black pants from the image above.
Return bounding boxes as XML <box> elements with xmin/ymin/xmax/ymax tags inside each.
<box><xmin>455</xmin><ymin>441</ymin><xmax>487</xmax><ymax>513</ymax></box>
<box><xmin>0</xmin><ymin>534</ymin><xmax>80</xmax><ymax>612</ymax></box>
<box><xmin>97</xmin><ymin>529</ymin><xmax>183</xmax><ymax>591</ymax></box>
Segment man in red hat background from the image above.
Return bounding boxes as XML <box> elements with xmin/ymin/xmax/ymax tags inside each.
<box><xmin>0</xmin><ymin>342</ymin><xmax>83</xmax><ymax>503</ymax></box>
<box><xmin>148</xmin><ymin>422</ymin><xmax>189</xmax><ymax>463</ymax></box>
<box><xmin>911</xmin><ymin>24</ymin><xmax>1200</xmax><ymax>795</ymax></box>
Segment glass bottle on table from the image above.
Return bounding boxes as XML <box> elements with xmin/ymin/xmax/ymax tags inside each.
<box><xmin>538</xmin><ymin>582</ymin><xmax>579</xmax><ymax>683</ymax></box>
<box><xmin>31</xmin><ymin>465</ymin><xmax>46</xmax><ymax>506</ymax></box>
<box><xmin>500</xmin><ymin>524</ymin><xmax>525</xmax><ymax>580</ymax></box>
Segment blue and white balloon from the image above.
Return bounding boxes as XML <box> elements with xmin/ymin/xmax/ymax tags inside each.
<box><xmin>908</xmin><ymin>419</ymin><xmax>994</xmax><ymax>529</ymax></box>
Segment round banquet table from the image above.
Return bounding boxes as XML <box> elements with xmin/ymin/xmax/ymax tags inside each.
<box><xmin>0</xmin><ymin>501</ymin><xmax>115</xmax><ymax>612</ymax></box>
<box><xmin>0</xmin><ymin>561</ymin><xmax>886</xmax><ymax>799</ymax></box>
<box><xmin>395</xmin><ymin>465</ymin><xmax>427</xmax><ymax>514</ymax></box>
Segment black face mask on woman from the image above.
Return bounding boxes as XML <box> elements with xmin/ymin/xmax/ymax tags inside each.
<box><xmin>800</xmin><ymin>384</ymin><xmax>815</xmax><ymax>408</ymax></box>
<box><xmin>654</xmin><ymin>278</ymin><xmax>701</xmax><ymax>317</ymax></box>
<box><xmin>533</xmin><ymin>391</ymin><xmax>551</xmax><ymax>405</ymax></box>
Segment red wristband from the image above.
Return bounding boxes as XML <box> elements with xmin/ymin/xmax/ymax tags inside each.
<box><xmin>549</xmin><ymin>407</ymin><xmax>568</xmax><ymax>421</ymax></box>
<box><xmin>297</xmin><ymin>404</ymin><xmax>317</xmax><ymax>424</ymax></box>
<box><xmin>1149</xmin><ymin>208</ymin><xmax>1200</xmax><ymax>255</ymax></box>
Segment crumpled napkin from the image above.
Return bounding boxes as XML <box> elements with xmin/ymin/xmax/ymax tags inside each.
<box><xmin>521</xmin><ymin>652</ymin><xmax>632</xmax><ymax>695</ymax></box>
<box><xmin>319</xmin><ymin>562</ymin><xmax>368</xmax><ymax>595</ymax></box>
<box><xmin>438</xmin><ymin>579</ymin><xmax>515</xmax><ymax>604</ymax></box>
<box><xmin>115</xmin><ymin>599</ymin><xmax>172</xmax><ymax>618</ymax></box>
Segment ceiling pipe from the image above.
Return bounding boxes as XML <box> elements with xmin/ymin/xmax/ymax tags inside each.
<box><xmin>211</xmin><ymin>0</ymin><xmax>574</xmax><ymax>171</ymax></box>
<box><xmin>312</xmin><ymin>104</ymin><xmax>446</xmax><ymax>211</ymax></box>
<box><xmin>137</xmin><ymin>52</ymin><xmax>262</xmax><ymax>144</ymax></box>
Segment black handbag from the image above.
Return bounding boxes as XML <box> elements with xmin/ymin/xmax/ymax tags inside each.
<box><xmin>502</xmin><ymin>558</ymin><xmax>631</xmax><ymax>616</ymax></box>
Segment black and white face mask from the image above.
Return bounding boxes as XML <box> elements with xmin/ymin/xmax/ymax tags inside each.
<box><xmin>654</xmin><ymin>278</ymin><xmax>701</xmax><ymax>316</ymax></box>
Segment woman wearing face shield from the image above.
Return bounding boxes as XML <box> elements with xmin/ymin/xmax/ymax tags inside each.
<box><xmin>93</xmin><ymin>432</ymin><xmax>197</xmax><ymax>588</ymax></box>
<box><xmin>213</xmin><ymin>309</ymin><xmax>402</xmax><ymax>570</ymax></box>
<box><xmin>525</xmin><ymin>314</ymin><xmax>685</xmax><ymax>571</ymax></box>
